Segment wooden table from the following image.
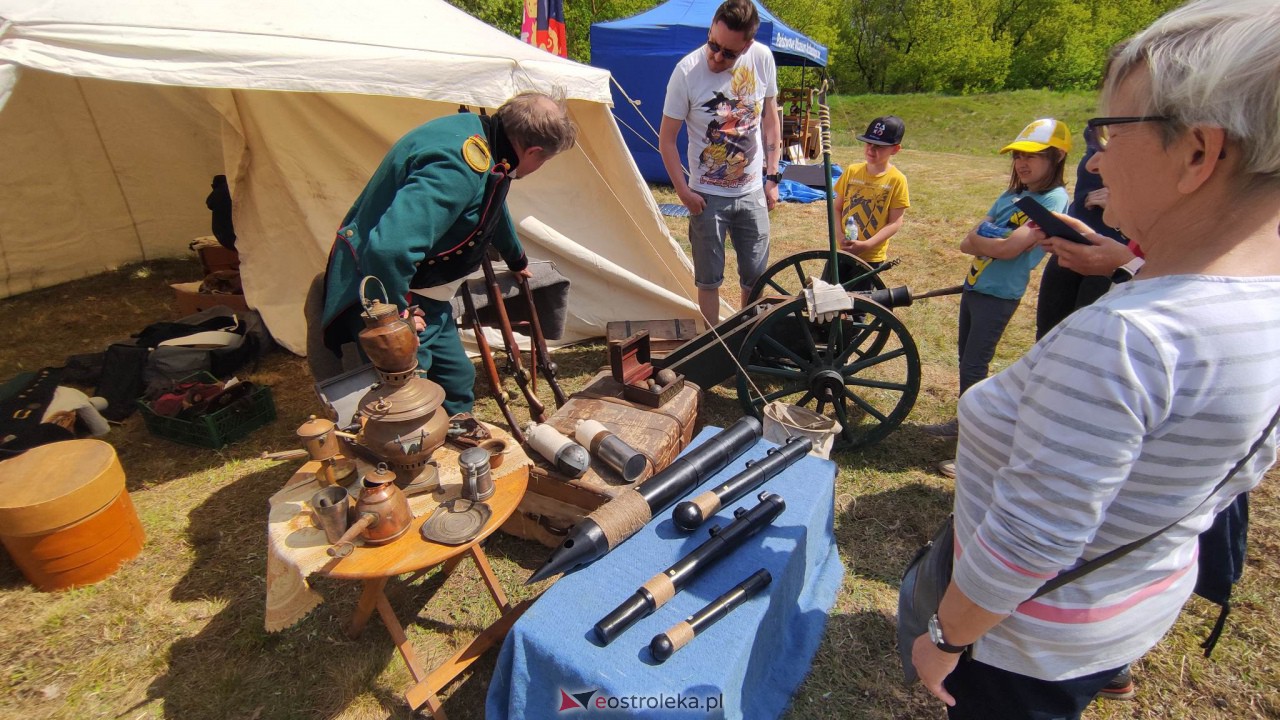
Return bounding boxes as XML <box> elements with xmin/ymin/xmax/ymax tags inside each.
<box><xmin>322</xmin><ymin>460</ymin><xmax>530</xmax><ymax>719</ymax></box>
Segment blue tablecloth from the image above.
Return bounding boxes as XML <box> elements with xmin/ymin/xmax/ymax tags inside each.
<box><xmin>487</xmin><ymin>428</ymin><xmax>843</xmax><ymax>719</ymax></box>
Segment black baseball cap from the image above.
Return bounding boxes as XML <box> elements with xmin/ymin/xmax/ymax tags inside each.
<box><xmin>857</xmin><ymin>115</ymin><xmax>905</xmax><ymax>146</ymax></box>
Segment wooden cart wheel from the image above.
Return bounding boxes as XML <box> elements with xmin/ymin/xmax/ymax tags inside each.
<box><xmin>747</xmin><ymin>250</ymin><xmax>888</xmax><ymax>304</ymax></box>
<box><xmin>735</xmin><ymin>295</ymin><xmax>920</xmax><ymax>451</ymax></box>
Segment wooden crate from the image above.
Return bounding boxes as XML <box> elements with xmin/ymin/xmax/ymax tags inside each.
<box><xmin>500</xmin><ymin>370</ymin><xmax>700</xmax><ymax>547</ymax></box>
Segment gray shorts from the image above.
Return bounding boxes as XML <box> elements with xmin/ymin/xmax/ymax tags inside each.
<box><xmin>688</xmin><ymin>188</ymin><xmax>771</xmax><ymax>290</ymax></box>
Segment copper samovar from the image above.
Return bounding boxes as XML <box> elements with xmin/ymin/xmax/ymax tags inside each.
<box><xmin>351</xmin><ymin>278</ymin><xmax>449</xmax><ymax>490</ymax></box>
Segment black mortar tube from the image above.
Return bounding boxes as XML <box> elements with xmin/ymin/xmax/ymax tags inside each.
<box><xmin>672</xmin><ymin>435</ymin><xmax>811</xmax><ymax>532</ymax></box>
<box><xmin>525</xmin><ymin>416</ymin><xmax>762</xmax><ymax>585</ymax></box>
<box><xmin>593</xmin><ymin>491</ymin><xmax>785</xmax><ymax>645</ymax></box>
<box><xmin>650</xmin><ymin>568</ymin><xmax>772</xmax><ymax>662</ymax></box>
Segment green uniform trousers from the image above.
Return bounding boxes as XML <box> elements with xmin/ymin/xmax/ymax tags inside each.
<box><xmin>339</xmin><ymin>296</ymin><xmax>475</xmax><ymax>416</ymax></box>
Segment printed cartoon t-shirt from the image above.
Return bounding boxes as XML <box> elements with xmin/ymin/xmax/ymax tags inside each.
<box><xmin>833</xmin><ymin>162</ymin><xmax>910</xmax><ymax>263</ymax></box>
<box><xmin>964</xmin><ymin>186</ymin><xmax>1069</xmax><ymax>300</ymax></box>
<box><xmin>663</xmin><ymin>42</ymin><xmax>777</xmax><ymax>197</ymax></box>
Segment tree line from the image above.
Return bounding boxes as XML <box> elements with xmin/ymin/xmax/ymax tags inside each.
<box><xmin>447</xmin><ymin>0</ymin><xmax>1182</xmax><ymax>94</ymax></box>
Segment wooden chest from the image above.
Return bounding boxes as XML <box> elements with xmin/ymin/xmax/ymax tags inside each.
<box><xmin>500</xmin><ymin>370</ymin><xmax>700</xmax><ymax>547</ymax></box>
<box><xmin>605</xmin><ymin>319</ymin><xmax>699</xmax><ymax>359</ymax></box>
<box><xmin>0</xmin><ymin>440</ymin><xmax>145</xmax><ymax>591</ymax></box>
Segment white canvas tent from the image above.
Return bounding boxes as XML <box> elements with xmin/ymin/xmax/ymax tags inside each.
<box><xmin>0</xmin><ymin>0</ymin><xmax>702</xmax><ymax>354</ymax></box>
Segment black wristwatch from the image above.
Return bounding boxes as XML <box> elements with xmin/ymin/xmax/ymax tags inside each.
<box><xmin>765</xmin><ymin>172</ymin><xmax>783</xmax><ymax>184</ymax></box>
<box><xmin>928</xmin><ymin>614</ymin><xmax>969</xmax><ymax>654</ymax></box>
<box><xmin>1111</xmin><ymin>256</ymin><xmax>1145</xmax><ymax>284</ymax></box>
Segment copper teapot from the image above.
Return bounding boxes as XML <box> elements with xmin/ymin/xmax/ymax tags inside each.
<box><xmin>327</xmin><ymin>464</ymin><xmax>413</xmax><ymax>557</ymax></box>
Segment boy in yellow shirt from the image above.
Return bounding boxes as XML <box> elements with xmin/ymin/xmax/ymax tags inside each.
<box><xmin>833</xmin><ymin>115</ymin><xmax>910</xmax><ymax>268</ymax></box>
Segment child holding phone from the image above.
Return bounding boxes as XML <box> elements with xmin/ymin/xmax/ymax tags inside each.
<box><xmin>926</xmin><ymin>119</ymin><xmax>1070</xmax><ymax>460</ymax></box>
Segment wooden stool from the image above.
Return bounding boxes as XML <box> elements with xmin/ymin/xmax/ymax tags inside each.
<box><xmin>0</xmin><ymin>439</ymin><xmax>145</xmax><ymax>591</ymax></box>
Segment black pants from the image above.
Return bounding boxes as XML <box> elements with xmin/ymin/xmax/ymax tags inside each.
<box><xmin>944</xmin><ymin>656</ymin><xmax>1122</xmax><ymax>720</ymax></box>
<box><xmin>1035</xmin><ymin>255</ymin><xmax>1113</xmax><ymax>340</ymax></box>
<box><xmin>958</xmin><ymin>290</ymin><xmax>1019</xmax><ymax>396</ymax></box>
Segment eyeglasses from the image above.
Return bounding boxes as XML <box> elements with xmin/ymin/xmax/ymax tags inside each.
<box><xmin>706</xmin><ymin>38</ymin><xmax>743</xmax><ymax>61</ymax></box>
<box><xmin>1085</xmin><ymin>116</ymin><xmax>1171</xmax><ymax>152</ymax></box>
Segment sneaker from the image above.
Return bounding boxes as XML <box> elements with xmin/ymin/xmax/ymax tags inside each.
<box><xmin>921</xmin><ymin>419</ymin><xmax>959</xmax><ymax>439</ymax></box>
<box><xmin>937</xmin><ymin>460</ymin><xmax>956</xmax><ymax>479</ymax></box>
<box><xmin>1097</xmin><ymin>665</ymin><xmax>1135</xmax><ymax>701</ymax></box>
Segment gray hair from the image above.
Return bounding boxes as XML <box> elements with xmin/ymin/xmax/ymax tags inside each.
<box><xmin>1107</xmin><ymin>0</ymin><xmax>1280</xmax><ymax>179</ymax></box>
<box><xmin>497</xmin><ymin>90</ymin><xmax>577</xmax><ymax>156</ymax></box>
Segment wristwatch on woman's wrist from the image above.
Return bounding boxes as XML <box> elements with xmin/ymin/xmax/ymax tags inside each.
<box><xmin>928</xmin><ymin>614</ymin><xmax>970</xmax><ymax>654</ymax></box>
<box><xmin>765</xmin><ymin>172</ymin><xmax>783</xmax><ymax>184</ymax></box>
<box><xmin>1111</xmin><ymin>256</ymin><xmax>1145</xmax><ymax>283</ymax></box>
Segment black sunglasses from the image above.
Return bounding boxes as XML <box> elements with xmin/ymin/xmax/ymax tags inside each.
<box><xmin>1085</xmin><ymin>116</ymin><xmax>1171</xmax><ymax>151</ymax></box>
<box><xmin>706</xmin><ymin>38</ymin><xmax>743</xmax><ymax>61</ymax></box>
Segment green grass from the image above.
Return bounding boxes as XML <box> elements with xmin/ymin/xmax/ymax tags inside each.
<box><xmin>1</xmin><ymin>90</ymin><xmax>1277</xmax><ymax>720</ymax></box>
<box><xmin>827</xmin><ymin>89</ymin><xmax>1103</xmax><ymax>157</ymax></box>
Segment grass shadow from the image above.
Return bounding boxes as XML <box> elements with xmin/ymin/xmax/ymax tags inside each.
<box><xmin>788</xmin><ymin>609</ymin><xmax>942</xmax><ymax>720</ymax></box>
<box><xmin>143</xmin><ymin>462</ymin><xmax>405</xmax><ymax>719</ymax></box>
<box><xmin>837</xmin><ymin>483</ymin><xmax>951</xmax><ymax>587</ymax></box>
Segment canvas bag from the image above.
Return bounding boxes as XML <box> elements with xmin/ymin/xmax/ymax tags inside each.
<box><xmin>898</xmin><ymin>406</ymin><xmax>1280</xmax><ymax>683</ymax></box>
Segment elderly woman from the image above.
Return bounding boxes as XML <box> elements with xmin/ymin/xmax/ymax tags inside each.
<box><xmin>910</xmin><ymin>1</ymin><xmax>1280</xmax><ymax>718</ymax></box>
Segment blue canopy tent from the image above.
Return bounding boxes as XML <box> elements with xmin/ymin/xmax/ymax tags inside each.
<box><xmin>591</xmin><ymin>0</ymin><xmax>827</xmax><ymax>184</ymax></box>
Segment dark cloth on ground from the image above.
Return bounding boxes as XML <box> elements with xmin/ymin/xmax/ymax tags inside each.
<box><xmin>0</xmin><ymin>367</ymin><xmax>74</xmax><ymax>457</ymax></box>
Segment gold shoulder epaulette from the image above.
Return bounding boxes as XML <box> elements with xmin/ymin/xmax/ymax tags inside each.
<box><xmin>462</xmin><ymin>134</ymin><xmax>492</xmax><ymax>173</ymax></box>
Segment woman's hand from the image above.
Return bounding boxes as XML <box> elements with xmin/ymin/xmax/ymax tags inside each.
<box><xmin>1084</xmin><ymin>187</ymin><xmax>1109</xmax><ymax>210</ymax></box>
<box><xmin>911</xmin><ymin>634</ymin><xmax>960</xmax><ymax>707</ymax></box>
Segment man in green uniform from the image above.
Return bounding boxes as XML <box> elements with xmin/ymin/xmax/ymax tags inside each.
<box><xmin>321</xmin><ymin>92</ymin><xmax>577</xmax><ymax>415</ymax></box>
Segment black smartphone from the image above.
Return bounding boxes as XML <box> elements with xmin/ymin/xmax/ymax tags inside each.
<box><xmin>1013</xmin><ymin>196</ymin><xmax>1091</xmax><ymax>245</ymax></box>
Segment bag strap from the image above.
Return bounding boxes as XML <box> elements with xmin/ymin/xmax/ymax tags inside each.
<box><xmin>1030</xmin><ymin>403</ymin><xmax>1280</xmax><ymax>600</ymax></box>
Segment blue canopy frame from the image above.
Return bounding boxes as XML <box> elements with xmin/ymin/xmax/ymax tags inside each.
<box><xmin>591</xmin><ymin>0</ymin><xmax>828</xmax><ymax>183</ymax></box>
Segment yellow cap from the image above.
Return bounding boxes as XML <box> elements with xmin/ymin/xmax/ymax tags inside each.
<box><xmin>1000</xmin><ymin>118</ymin><xmax>1072</xmax><ymax>154</ymax></box>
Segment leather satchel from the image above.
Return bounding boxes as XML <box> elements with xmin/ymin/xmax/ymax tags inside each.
<box><xmin>897</xmin><ymin>515</ymin><xmax>954</xmax><ymax>683</ymax></box>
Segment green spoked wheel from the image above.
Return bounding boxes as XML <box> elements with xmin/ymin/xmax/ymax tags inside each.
<box><xmin>747</xmin><ymin>250</ymin><xmax>887</xmax><ymax>303</ymax></box>
<box><xmin>735</xmin><ymin>295</ymin><xmax>921</xmax><ymax>451</ymax></box>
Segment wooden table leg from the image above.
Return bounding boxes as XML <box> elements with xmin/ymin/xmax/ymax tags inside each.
<box><xmin>404</xmin><ymin>598</ymin><xmax>534</xmax><ymax>713</ymax></box>
<box><xmin>352</xmin><ymin>547</ymin><xmax>526</xmax><ymax>715</ymax></box>
<box><xmin>467</xmin><ymin>546</ymin><xmax>510</xmax><ymax>612</ymax></box>
<box><xmin>347</xmin><ymin>577</ymin><xmax>388</xmax><ymax>639</ymax></box>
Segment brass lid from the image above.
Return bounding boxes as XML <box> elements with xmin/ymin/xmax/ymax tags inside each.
<box><xmin>366</xmin><ymin>463</ymin><xmax>397</xmax><ymax>486</ymax></box>
<box><xmin>359</xmin><ymin>375</ymin><xmax>446</xmax><ymax>423</ymax></box>
<box><xmin>296</xmin><ymin>414</ymin><xmax>335</xmax><ymax>440</ymax></box>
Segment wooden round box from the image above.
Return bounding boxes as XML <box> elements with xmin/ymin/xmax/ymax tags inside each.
<box><xmin>0</xmin><ymin>439</ymin><xmax>145</xmax><ymax>591</ymax></box>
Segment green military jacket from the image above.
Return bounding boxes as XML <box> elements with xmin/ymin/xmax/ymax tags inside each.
<box><xmin>321</xmin><ymin>113</ymin><xmax>528</xmax><ymax>344</ymax></box>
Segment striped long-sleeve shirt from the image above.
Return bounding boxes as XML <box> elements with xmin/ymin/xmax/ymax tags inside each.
<box><xmin>953</xmin><ymin>274</ymin><xmax>1280</xmax><ymax>681</ymax></box>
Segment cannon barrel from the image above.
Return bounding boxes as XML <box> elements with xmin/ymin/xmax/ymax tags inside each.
<box><xmin>861</xmin><ymin>284</ymin><xmax>964</xmax><ymax>310</ymax></box>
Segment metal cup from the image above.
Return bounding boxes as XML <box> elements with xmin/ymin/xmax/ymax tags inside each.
<box><xmin>459</xmin><ymin>446</ymin><xmax>495</xmax><ymax>502</ymax></box>
<box><xmin>310</xmin><ymin>485</ymin><xmax>351</xmax><ymax>544</ymax></box>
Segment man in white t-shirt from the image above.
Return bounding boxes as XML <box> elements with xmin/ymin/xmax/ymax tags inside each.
<box><xmin>659</xmin><ymin>0</ymin><xmax>781</xmax><ymax>326</ymax></box>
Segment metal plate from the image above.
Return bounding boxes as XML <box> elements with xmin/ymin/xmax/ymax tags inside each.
<box><xmin>420</xmin><ymin>499</ymin><xmax>491</xmax><ymax>545</ymax></box>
